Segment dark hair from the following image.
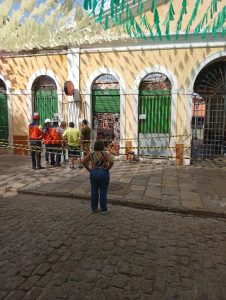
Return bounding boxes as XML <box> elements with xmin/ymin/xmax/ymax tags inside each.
<box><xmin>69</xmin><ymin>122</ymin><xmax>74</xmax><ymax>128</ymax></box>
<box><xmin>82</xmin><ymin>119</ymin><xmax>88</xmax><ymax>126</ymax></box>
<box><xmin>94</xmin><ymin>140</ymin><xmax>105</xmax><ymax>151</ymax></box>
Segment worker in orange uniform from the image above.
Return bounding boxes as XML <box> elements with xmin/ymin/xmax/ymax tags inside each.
<box><xmin>49</xmin><ymin>117</ymin><xmax>62</xmax><ymax>167</ymax></box>
<box><xmin>29</xmin><ymin>113</ymin><xmax>44</xmax><ymax>170</ymax></box>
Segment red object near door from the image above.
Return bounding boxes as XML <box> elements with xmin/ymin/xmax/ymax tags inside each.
<box><xmin>64</xmin><ymin>81</ymin><xmax>74</xmax><ymax>96</ymax></box>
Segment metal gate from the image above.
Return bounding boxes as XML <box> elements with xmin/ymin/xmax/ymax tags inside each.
<box><xmin>33</xmin><ymin>90</ymin><xmax>58</xmax><ymax>126</ymax></box>
<box><xmin>32</xmin><ymin>76</ymin><xmax>58</xmax><ymax>126</ymax></box>
<box><xmin>0</xmin><ymin>80</ymin><xmax>8</xmax><ymax>146</ymax></box>
<box><xmin>92</xmin><ymin>74</ymin><xmax>120</xmax><ymax>154</ymax></box>
<box><xmin>138</xmin><ymin>73</ymin><xmax>171</xmax><ymax>157</ymax></box>
<box><xmin>192</xmin><ymin>61</ymin><xmax>226</xmax><ymax>165</ymax></box>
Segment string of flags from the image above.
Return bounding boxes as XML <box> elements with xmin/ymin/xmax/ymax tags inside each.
<box><xmin>83</xmin><ymin>0</ymin><xmax>226</xmax><ymax>40</ymax></box>
<box><xmin>0</xmin><ymin>0</ymin><xmax>225</xmax><ymax>51</ymax></box>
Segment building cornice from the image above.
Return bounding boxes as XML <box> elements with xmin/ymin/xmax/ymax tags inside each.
<box><xmin>80</xmin><ymin>40</ymin><xmax>226</xmax><ymax>53</ymax></box>
<box><xmin>0</xmin><ymin>33</ymin><xmax>225</xmax><ymax>58</ymax></box>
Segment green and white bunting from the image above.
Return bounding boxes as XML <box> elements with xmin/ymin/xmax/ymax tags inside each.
<box><xmin>0</xmin><ymin>0</ymin><xmax>225</xmax><ymax>52</ymax></box>
<box><xmin>84</xmin><ymin>0</ymin><xmax>226</xmax><ymax>41</ymax></box>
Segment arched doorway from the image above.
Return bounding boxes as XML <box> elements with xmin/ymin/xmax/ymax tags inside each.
<box><xmin>92</xmin><ymin>74</ymin><xmax>120</xmax><ymax>155</ymax></box>
<box><xmin>138</xmin><ymin>73</ymin><xmax>172</xmax><ymax>157</ymax></box>
<box><xmin>192</xmin><ymin>60</ymin><xmax>226</xmax><ymax>164</ymax></box>
<box><xmin>32</xmin><ymin>75</ymin><xmax>58</xmax><ymax>126</ymax></box>
<box><xmin>0</xmin><ymin>79</ymin><xmax>8</xmax><ymax>145</ymax></box>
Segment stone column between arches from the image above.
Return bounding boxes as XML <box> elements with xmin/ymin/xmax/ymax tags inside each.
<box><xmin>67</xmin><ymin>48</ymin><xmax>80</xmax><ymax>127</ymax></box>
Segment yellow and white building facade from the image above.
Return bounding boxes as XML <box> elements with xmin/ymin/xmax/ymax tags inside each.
<box><xmin>0</xmin><ymin>0</ymin><xmax>226</xmax><ymax>165</ymax></box>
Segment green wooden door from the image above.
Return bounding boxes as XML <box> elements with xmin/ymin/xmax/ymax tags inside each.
<box><xmin>138</xmin><ymin>90</ymin><xmax>171</xmax><ymax>157</ymax></box>
<box><xmin>139</xmin><ymin>90</ymin><xmax>171</xmax><ymax>134</ymax></box>
<box><xmin>33</xmin><ymin>90</ymin><xmax>58</xmax><ymax>126</ymax></box>
<box><xmin>92</xmin><ymin>90</ymin><xmax>120</xmax><ymax>113</ymax></box>
<box><xmin>0</xmin><ymin>92</ymin><xmax>8</xmax><ymax>144</ymax></box>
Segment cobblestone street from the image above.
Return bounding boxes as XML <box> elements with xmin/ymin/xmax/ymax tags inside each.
<box><xmin>1</xmin><ymin>155</ymin><xmax>226</xmax><ymax>218</ymax></box>
<box><xmin>0</xmin><ymin>193</ymin><xmax>226</xmax><ymax>300</ymax></box>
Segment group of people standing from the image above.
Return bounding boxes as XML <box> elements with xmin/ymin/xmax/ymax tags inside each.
<box><xmin>29</xmin><ymin>113</ymin><xmax>114</xmax><ymax>214</ymax></box>
<box><xmin>28</xmin><ymin>113</ymin><xmax>91</xmax><ymax>170</ymax></box>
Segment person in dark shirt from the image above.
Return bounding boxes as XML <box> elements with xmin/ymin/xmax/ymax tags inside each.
<box><xmin>80</xmin><ymin>119</ymin><xmax>91</xmax><ymax>156</ymax></box>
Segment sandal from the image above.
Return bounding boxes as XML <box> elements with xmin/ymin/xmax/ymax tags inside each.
<box><xmin>70</xmin><ymin>166</ymin><xmax>75</xmax><ymax>169</ymax></box>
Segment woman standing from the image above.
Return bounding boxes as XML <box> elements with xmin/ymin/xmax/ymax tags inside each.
<box><xmin>82</xmin><ymin>140</ymin><xmax>114</xmax><ymax>214</ymax></box>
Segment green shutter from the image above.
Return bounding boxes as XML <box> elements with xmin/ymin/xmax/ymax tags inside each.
<box><xmin>0</xmin><ymin>92</ymin><xmax>8</xmax><ymax>141</ymax></box>
<box><xmin>139</xmin><ymin>90</ymin><xmax>171</xmax><ymax>134</ymax></box>
<box><xmin>92</xmin><ymin>90</ymin><xmax>120</xmax><ymax>113</ymax></box>
<box><xmin>33</xmin><ymin>90</ymin><xmax>58</xmax><ymax>126</ymax></box>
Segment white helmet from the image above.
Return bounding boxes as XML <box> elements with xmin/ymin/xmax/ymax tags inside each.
<box><xmin>45</xmin><ymin>118</ymin><xmax>51</xmax><ymax>123</ymax></box>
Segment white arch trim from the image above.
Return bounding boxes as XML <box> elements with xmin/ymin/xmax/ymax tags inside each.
<box><xmin>86</xmin><ymin>67</ymin><xmax>126</xmax><ymax>95</ymax></box>
<box><xmin>132</xmin><ymin>66</ymin><xmax>178</xmax><ymax>159</ymax></box>
<box><xmin>85</xmin><ymin>67</ymin><xmax>126</xmax><ymax>150</ymax></box>
<box><xmin>0</xmin><ymin>75</ymin><xmax>13</xmax><ymax>147</ymax></box>
<box><xmin>133</xmin><ymin>65</ymin><xmax>178</xmax><ymax>91</ymax></box>
<box><xmin>188</xmin><ymin>50</ymin><xmax>226</xmax><ymax>92</ymax></box>
<box><xmin>27</xmin><ymin>68</ymin><xmax>63</xmax><ymax>122</ymax></box>
<box><xmin>185</xmin><ymin>50</ymin><xmax>226</xmax><ymax>165</ymax></box>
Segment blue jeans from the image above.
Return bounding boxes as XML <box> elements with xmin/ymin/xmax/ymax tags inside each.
<box><xmin>90</xmin><ymin>168</ymin><xmax>110</xmax><ymax>212</ymax></box>
<box><xmin>50</xmin><ymin>144</ymin><xmax>62</xmax><ymax>166</ymax></box>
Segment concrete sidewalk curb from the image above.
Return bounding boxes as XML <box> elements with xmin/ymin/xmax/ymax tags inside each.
<box><xmin>18</xmin><ymin>188</ymin><xmax>226</xmax><ymax>219</ymax></box>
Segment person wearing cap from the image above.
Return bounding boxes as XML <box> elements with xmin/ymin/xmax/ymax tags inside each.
<box><xmin>49</xmin><ymin>117</ymin><xmax>62</xmax><ymax>167</ymax></box>
<box><xmin>43</xmin><ymin>118</ymin><xmax>52</xmax><ymax>164</ymax></box>
<box><xmin>29</xmin><ymin>113</ymin><xmax>44</xmax><ymax>170</ymax></box>
<box><xmin>82</xmin><ymin>140</ymin><xmax>114</xmax><ymax>214</ymax></box>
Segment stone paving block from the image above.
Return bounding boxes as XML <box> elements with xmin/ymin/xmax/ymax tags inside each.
<box><xmin>126</xmin><ymin>277</ymin><xmax>144</xmax><ymax>291</ymax></box>
<box><xmin>24</xmin><ymin>287</ymin><xmax>44</xmax><ymax>300</ymax></box>
<box><xmin>131</xmin><ymin>179</ymin><xmax>148</xmax><ymax>186</ymax></box>
<box><xmin>131</xmin><ymin>185</ymin><xmax>146</xmax><ymax>191</ymax></box>
<box><xmin>18</xmin><ymin>275</ymin><xmax>41</xmax><ymax>292</ymax></box>
<box><xmin>144</xmin><ymin>187</ymin><xmax>161</xmax><ymax>199</ymax></box>
<box><xmin>49</xmin><ymin>273</ymin><xmax>70</xmax><ymax>287</ymax></box>
<box><xmin>182</xmin><ymin>200</ymin><xmax>204</xmax><ymax>210</ymax></box>
<box><xmin>130</xmin><ymin>265</ymin><xmax>144</xmax><ymax>277</ymax></box>
<box><xmin>54</xmin><ymin>188</ymin><xmax>72</xmax><ymax>193</ymax></box>
<box><xmin>111</xmin><ymin>274</ymin><xmax>128</xmax><ymax>288</ymax></box>
<box><xmin>119</xmin><ymin>177</ymin><xmax>133</xmax><ymax>183</ymax></box>
<box><xmin>36</xmin><ymin>286</ymin><xmax>61</xmax><ymax>300</ymax></box>
<box><xmin>101</xmin><ymin>265</ymin><xmax>117</xmax><ymax>277</ymax></box>
<box><xmin>0</xmin><ymin>290</ymin><xmax>9</xmax><ymax>300</ymax></box>
<box><xmin>96</xmin><ymin>276</ymin><xmax>111</xmax><ymax>289</ymax></box>
<box><xmin>162</xmin><ymin>187</ymin><xmax>180</xmax><ymax>196</ymax></box>
<box><xmin>162</xmin><ymin>180</ymin><xmax>178</xmax><ymax>186</ymax></box>
<box><xmin>69</xmin><ymin>268</ymin><xmax>86</xmax><ymax>282</ymax></box>
<box><xmin>2</xmin><ymin>275</ymin><xmax>26</xmax><ymax>291</ymax></box>
<box><xmin>161</xmin><ymin>195</ymin><xmax>181</xmax><ymax>208</ymax></box>
<box><xmin>87</xmin><ymin>288</ymin><xmax>106</xmax><ymax>300</ymax></box>
<box><xmin>33</xmin><ymin>263</ymin><xmax>51</xmax><ymax>276</ymax></box>
<box><xmin>4</xmin><ymin>290</ymin><xmax>26</xmax><ymax>300</ymax></box>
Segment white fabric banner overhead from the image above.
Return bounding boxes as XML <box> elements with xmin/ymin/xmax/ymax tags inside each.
<box><xmin>0</xmin><ymin>0</ymin><xmax>124</xmax><ymax>51</ymax></box>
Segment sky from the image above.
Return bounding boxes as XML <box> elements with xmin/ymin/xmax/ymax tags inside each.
<box><xmin>0</xmin><ymin>0</ymin><xmax>85</xmax><ymax>25</ymax></box>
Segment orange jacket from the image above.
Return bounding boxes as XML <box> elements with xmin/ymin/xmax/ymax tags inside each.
<box><xmin>29</xmin><ymin>123</ymin><xmax>42</xmax><ymax>140</ymax></box>
<box><xmin>50</xmin><ymin>127</ymin><xmax>62</xmax><ymax>145</ymax></box>
<box><xmin>43</xmin><ymin>128</ymin><xmax>52</xmax><ymax>145</ymax></box>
